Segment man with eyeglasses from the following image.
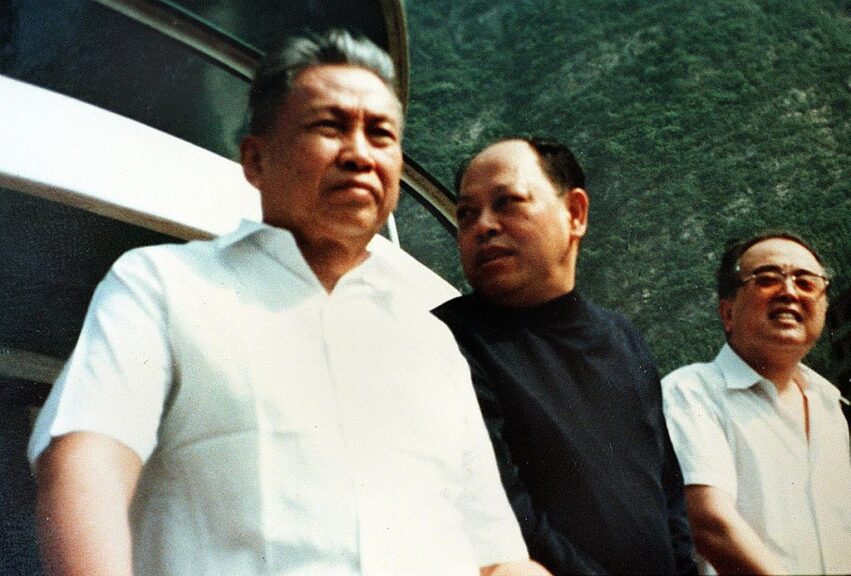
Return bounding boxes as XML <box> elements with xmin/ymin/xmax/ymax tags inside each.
<box><xmin>662</xmin><ymin>232</ymin><xmax>851</xmax><ymax>575</ymax></box>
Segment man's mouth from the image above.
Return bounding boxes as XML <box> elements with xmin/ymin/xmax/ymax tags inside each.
<box><xmin>330</xmin><ymin>180</ymin><xmax>378</xmax><ymax>199</ymax></box>
<box><xmin>769</xmin><ymin>308</ymin><xmax>802</xmax><ymax>322</ymax></box>
<box><xmin>476</xmin><ymin>246</ymin><xmax>513</xmax><ymax>266</ymax></box>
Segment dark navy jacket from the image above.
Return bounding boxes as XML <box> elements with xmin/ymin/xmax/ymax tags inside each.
<box><xmin>433</xmin><ymin>291</ymin><xmax>697</xmax><ymax>576</ymax></box>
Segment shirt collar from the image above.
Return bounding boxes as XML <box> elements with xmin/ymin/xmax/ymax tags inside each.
<box><xmin>715</xmin><ymin>343</ymin><xmax>840</xmax><ymax>401</ymax></box>
<box><xmin>466</xmin><ymin>289</ymin><xmax>590</xmax><ymax>320</ymax></box>
<box><xmin>215</xmin><ymin>219</ymin><xmax>271</xmax><ymax>247</ymax></box>
<box><xmin>715</xmin><ymin>343</ymin><xmax>770</xmax><ymax>391</ymax></box>
<box><xmin>216</xmin><ymin>219</ymin><xmax>402</xmax><ymax>295</ymax></box>
<box><xmin>797</xmin><ymin>362</ymin><xmax>841</xmax><ymax>401</ymax></box>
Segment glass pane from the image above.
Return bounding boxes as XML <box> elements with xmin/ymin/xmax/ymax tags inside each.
<box><xmin>0</xmin><ymin>187</ymin><xmax>176</xmax><ymax>359</ymax></box>
<box><xmin>2</xmin><ymin>1</ymin><xmax>249</xmax><ymax>160</ymax></box>
<box><xmin>169</xmin><ymin>0</ymin><xmax>389</xmax><ymax>52</ymax></box>
<box><xmin>395</xmin><ymin>186</ymin><xmax>468</xmax><ymax>292</ymax></box>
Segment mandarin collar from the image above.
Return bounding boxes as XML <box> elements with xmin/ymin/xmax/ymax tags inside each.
<box><xmin>468</xmin><ymin>290</ymin><xmax>592</xmax><ymax>325</ymax></box>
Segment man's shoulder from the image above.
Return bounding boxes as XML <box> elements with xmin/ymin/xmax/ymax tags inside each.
<box><xmin>590</xmin><ymin>301</ymin><xmax>633</xmax><ymax>331</ymax></box>
<box><xmin>430</xmin><ymin>296</ymin><xmax>483</xmax><ymax>357</ymax></box>
<box><xmin>799</xmin><ymin>363</ymin><xmax>842</xmax><ymax>402</ymax></box>
<box><xmin>660</xmin><ymin>357</ymin><xmax>734</xmax><ymax>435</ymax></box>
<box><xmin>662</xmin><ymin>358</ymin><xmax>725</xmax><ymax>395</ymax></box>
<box><xmin>103</xmin><ymin>227</ymin><xmax>269</xmax><ymax>301</ymax></box>
<box><xmin>110</xmin><ymin>240</ymin><xmax>188</xmax><ymax>274</ymax></box>
<box><xmin>367</xmin><ymin>235</ymin><xmax>461</xmax><ymax>311</ymax></box>
<box><xmin>572</xmin><ymin>294</ymin><xmax>640</xmax><ymax>335</ymax></box>
<box><xmin>579</xmin><ymin>298</ymin><xmax>658</xmax><ymax>363</ymax></box>
<box><xmin>431</xmin><ymin>295</ymin><xmax>511</xmax><ymax>350</ymax></box>
<box><xmin>432</xmin><ymin>293</ymin><xmax>474</xmax><ymax>322</ymax></box>
<box><xmin>111</xmin><ymin>234</ymin><xmax>226</xmax><ymax>274</ymax></box>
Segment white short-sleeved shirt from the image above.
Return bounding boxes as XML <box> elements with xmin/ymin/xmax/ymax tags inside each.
<box><xmin>662</xmin><ymin>344</ymin><xmax>851</xmax><ymax>574</ymax></box>
<box><xmin>29</xmin><ymin>220</ymin><xmax>527</xmax><ymax>576</ymax></box>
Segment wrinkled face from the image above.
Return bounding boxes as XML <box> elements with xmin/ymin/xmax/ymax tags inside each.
<box><xmin>721</xmin><ymin>238</ymin><xmax>828</xmax><ymax>364</ymax></box>
<box><xmin>242</xmin><ymin>64</ymin><xmax>403</xmax><ymax>249</ymax></box>
<box><xmin>456</xmin><ymin>140</ymin><xmax>588</xmax><ymax>306</ymax></box>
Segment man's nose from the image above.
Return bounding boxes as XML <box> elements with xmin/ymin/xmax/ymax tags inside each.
<box><xmin>339</xmin><ymin>130</ymin><xmax>374</xmax><ymax>171</ymax></box>
<box><xmin>474</xmin><ymin>209</ymin><xmax>500</xmax><ymax>240</ymax></box>
<box><xmin>776</xmin><ymin>274</ymin><xmax>800</xmax><ymax>298</ymax></box>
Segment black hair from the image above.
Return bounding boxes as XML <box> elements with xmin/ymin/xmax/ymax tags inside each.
<box><xmin>716</xmin><ymin>231</ymin><xmax>826</xmax><ymax>299</ymax></box>
<box><xmin>454</xmin><ymin>136</ymin><xmax>585</xmax><ymax>196</ymax></box>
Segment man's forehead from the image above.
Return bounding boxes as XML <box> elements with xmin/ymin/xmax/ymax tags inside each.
<box><xmin>291</xmin><ymin>64</ymin><xmax>401</xmax><ymax>120</ymax></box>
<box><xmin>458</xmin><ymin>183</ymin><xmax>515</xmax><ymax>204</ymax></box>
<box><xmin>461</xmin><ymin>143</ymin><xmax>540</xmax><ymax>191</ymax></box>
<box><xmin>471</xmin><ymin>140</ymin><xmax>536</xmax><ymax>167</ymax></box>
<box><xmin>740</xmin><ymin>238</ymin><xmax>822</xmax><ymax>271</ymax></box>
<box><xmin>304</xmin><ymin>98</ymin><xmax>402</xmax><ymax>123</ymax></box>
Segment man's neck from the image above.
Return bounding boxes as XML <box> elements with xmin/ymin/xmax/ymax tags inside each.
<box><xmin>733</xmin><ymin>343</ymin><xmax>804</xmax><ymax>394</ymax></box>
<box><xmin>294</xmin><ymin>234</ymin><xmax>370</xmax><ymax>292</ymax></box>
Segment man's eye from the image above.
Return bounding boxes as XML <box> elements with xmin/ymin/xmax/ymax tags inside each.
<box><xmin>311</xmin><ymin>119</ymin><xmax>342</xmax><ymax>132</ymax></box>
<box><xmin>753</xmin><ymin>273</ymin><xmax>782</xmax><ymax>287</ymax></box>
<box><xmin>494</xmin><ymin>195</ymin><xmax>521</xmax><ymax>210</ymax></box>
<box><xmin>456</xmin><ymin>207</ymin><xmax>475</xmax><ymax>225</ymax></box>
<box><xmin>794</xmin><ymin>275</ymin><xmax>817</xmax><ymax>293</ymax></box>
<box><xmin>370</xmin><ymin>125</ymin><xmax>398</xmax><ymax>140</ymax></box>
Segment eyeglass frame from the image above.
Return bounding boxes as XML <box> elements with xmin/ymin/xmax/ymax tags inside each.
<box><xmin>734</xmin><ymin>264</ymin><xmax>831</xmax><ymax>298</ymax></box>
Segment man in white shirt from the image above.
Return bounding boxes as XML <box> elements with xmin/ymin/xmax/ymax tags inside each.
<box><xmin>29</xmin><ymin>29</ymin><xmax>546</xmax><ymax>576</ymax></box>
<box><xmin>662</xmin><ymin>232</ymin><xmax>851</xmax><ymax>574</ymax></box>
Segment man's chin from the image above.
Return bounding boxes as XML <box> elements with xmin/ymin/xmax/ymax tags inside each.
<box><xmin>326</xmin><ymin>209</ymin><xmax>386</xmax><ymax>234</ymax></box>
<box><xmin>473</xmin><ymin>275</ymin><xmax>523</xmax><ymax>305</ymax></box>
<box><xmin>763</xmin><ymin>329</ymin><xmax>817</xmax><ymax>351</ymax></box>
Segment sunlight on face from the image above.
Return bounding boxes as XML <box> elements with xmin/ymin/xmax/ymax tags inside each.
<box><xmin>456</xmin><ymin>140</ymin><xmax>585</xmax><ymax>306</ymax></box>
<box><xmin>245</xmin><ymin>64</ymin><xmax>403</xmax><ymax>250</ymax></box>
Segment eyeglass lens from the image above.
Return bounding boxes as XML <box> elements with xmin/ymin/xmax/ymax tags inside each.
<box><xmin>751</xmin><ymin>271</ymin><xmax>825</xmax><ymax>296</ymax></box>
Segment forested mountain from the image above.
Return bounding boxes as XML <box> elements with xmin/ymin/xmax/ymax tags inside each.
<box><xmin>403</xmin><ymin>0</ymin><xmax>850</xmax><ymax>381</ymax></box>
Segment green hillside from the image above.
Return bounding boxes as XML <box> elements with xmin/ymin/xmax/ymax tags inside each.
<box><xmin>403</xmin><ymin>0</ymin><xmax>851</xmax><ymax>379</ymax></box>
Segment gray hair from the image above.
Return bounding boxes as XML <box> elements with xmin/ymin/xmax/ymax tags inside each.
<box><xmin>247</xmin><ymin>29</ymin><xmax>398</xmax><ymax>135</ymax></box>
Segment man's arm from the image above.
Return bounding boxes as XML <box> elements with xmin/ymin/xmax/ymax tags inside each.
<box><xmin>684</xmin><ymin>485</ymin><xmax>786</xmax><ymax>575</ymax></box>
<box><xmin>35</xmin><ymin>431</ymin><xmax>142</xmax><ymax>576</ymax></box>
<box><xmin>660</xmin><ymin>431</ymin><xmax>699</xmax><ymax>576</ymax></box>
<box><xmin>474</xmin><ymin>376</ymin><xmax>608</xmax><ymax>575</ymax></box>
<box><xmin>647</xmin><ymin>367</ymin><xmax>698</xmax><ymax>576</ymax></box>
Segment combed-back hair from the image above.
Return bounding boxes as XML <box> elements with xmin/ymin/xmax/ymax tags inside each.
<box><xmin>247</xmin><ymin>28</ymin><xmax>397</xmax><ymax>135</ymax></box>
<box><xmin>716</xmin><ymin>231</ymin><xmax>826</xmax><ymax>300</ymax></box>
<box><xmin>454</xmin><ymin>136</ymin><xmax>586</xmax><ymax>196</ymax></box>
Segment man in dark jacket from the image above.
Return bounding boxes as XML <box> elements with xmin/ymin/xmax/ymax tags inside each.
<box><xmin>434</xmin><ymin>137</ymin><xmax>697</xmax><ymax>575</ymax></box>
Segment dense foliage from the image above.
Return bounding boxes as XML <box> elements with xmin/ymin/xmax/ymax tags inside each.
<box><xmin>403</xmin><ymin>0</ymin><xmax>850</xmax><ymax>380</ymax></box>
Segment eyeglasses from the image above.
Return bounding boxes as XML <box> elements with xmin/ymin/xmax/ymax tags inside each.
<box><xmin>736</xmin><ymin>265</ymin><xmax>830</xmax><ymax>298</ymax></box>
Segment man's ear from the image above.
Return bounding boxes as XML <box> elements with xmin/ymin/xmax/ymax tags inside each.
<box><xmin>240</xmin><ymin>135</ymin><xmax>264</xmax><ymax>190</ymax></box>
<box><xmin>565</xmin><ymin>188</ymin><xmax>589</xmax><ymax>239</ymax></box>
<box><xmin>718</xmin><ymin>298</ymin><xmax>734</xmax><ymax>333</ymax></box>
